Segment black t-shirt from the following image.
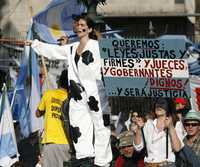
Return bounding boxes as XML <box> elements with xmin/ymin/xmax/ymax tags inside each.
<box><xmin>74</xmin><ymin>52</ymin><xmax>80</xmax><ymax>66</ymax></box>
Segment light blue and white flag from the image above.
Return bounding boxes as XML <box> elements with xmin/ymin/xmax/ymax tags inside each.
<box><xmin>28</xmin><ymin>29</ymin><xmax>43</xmax><ymax>133</ymax></box>
<box><xmin>33</xmin><ymin>0</ymin><xmax>85</xmax><ymax>43</ymax></box>
<box><xmin>0</xmin><ymin>84</ymin><xmax>19</xmax><ymax>167</ymax></box>
<box><xmin>11</xmin><ymin>28</ymin><xmax>32</xmax><ymax>137</ymax></box>
<box><xmin>11</xmin><ymin>25</ymin><xmax>42</xmax><ymax>137</ymax></box>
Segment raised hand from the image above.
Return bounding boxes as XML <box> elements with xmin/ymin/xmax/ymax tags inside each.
<box><xmin>164</xmin><ymin>116</ymin><xmax>174</xmax><ymax>129</ymax></box>
<box><xmin>24</xmin><ymin>40</ymin><xmax>32</xmax><ymax>46</ymax></box>
<box><xmin>132</xmin><ymin>117</ymin><xmax>144</xmax><ymax>134</ymax></box>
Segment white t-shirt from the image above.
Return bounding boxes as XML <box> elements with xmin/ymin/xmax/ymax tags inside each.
<box><xmin>133</xmin><ymin>119</ymin><xmax>183</xmax><ymax>163</ymax></box>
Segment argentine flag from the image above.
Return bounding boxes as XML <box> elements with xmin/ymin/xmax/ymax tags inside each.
<box><xmin>33</xmin><ymin>0</ymin><xmax>85</xmax><ymax>43</ymax></box>
<box><xmin>28</xmin><ymin>30</ymin><xmax>43</xmax><ymax>133</ymax></box>
<box><xmin>0</xmin><ymin>84</ymin><xmax>19</xmax><ymax>167</ymax></box>
<box><xmin>11</xmin><ymin>26</ymin><xmax>43</xmax><ymax>138</ymax></box>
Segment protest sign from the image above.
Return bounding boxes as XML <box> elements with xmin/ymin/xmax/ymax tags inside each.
<box><xmin>99</xmin><ymin>38</ymin><xmax>190</xmax><ymax>98</ymax></box>
<box><xmin>37</xmin><ymin>56</ymin><xmax>68</xmax><ymax>91</ymax></box>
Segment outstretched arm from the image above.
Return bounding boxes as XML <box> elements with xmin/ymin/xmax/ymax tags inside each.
<box><xmin>26</xmin><ymin>39</ymin><xmax>70</xmax><ymax>60</ymax></box>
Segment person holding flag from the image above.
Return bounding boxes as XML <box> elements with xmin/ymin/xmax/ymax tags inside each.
<box><xmin>27</xmin><ymin>14</ymin><xmax>112</xmax><ymax>167</ymax></box>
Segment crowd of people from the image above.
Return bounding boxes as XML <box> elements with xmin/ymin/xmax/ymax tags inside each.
<box><xmin>109</xmin><ymin>98</ymin><xmax>200</xmax><ymax>167</ymax></box>
<box><xmin>10</xmin><ymin>13</ymin><xmax>200</xmax><ymax>167</ymax></box>
<box><xmin>14</xmin><ymin>96</ymin><xmax>200</xmax><ymax>167</ymax></box>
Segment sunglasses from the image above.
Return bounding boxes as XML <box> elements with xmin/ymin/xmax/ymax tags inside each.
<box><xmin>184</xmin><ymin>123</ymin><xmax>200</xmax><ymax>127</ymax></box>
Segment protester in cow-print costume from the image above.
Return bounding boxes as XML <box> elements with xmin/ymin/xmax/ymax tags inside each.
<box><xmin>31</xmin><ymin>14</ymin><xmax>112</xmax><ymax>167</ymax></box>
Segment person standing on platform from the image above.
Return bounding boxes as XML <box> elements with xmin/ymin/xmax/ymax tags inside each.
<box><xmin>28</xmin><ymin>14</ymin><xmax>112</xmax><ymax>167</ymax></box>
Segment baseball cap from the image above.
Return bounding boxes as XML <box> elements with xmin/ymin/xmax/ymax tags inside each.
<box><xmin>118</xmin><ymin>131</ymin><xmax>133</xmax><ymax>148</ymax></box>
<box><xmin>184</xmin><ymin>109</ymin><xmax>200</xmax><ymax>122</ymax></box>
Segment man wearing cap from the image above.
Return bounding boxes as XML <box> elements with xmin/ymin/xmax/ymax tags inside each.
<box><xmin>114</xmin><ymin>131</ymin><xmax>136</xmax><ymax>167</ymax></box>
<box><xmin>183</xmin><ymin>110</ymin><xmax>200</xmax><ymax>157</ymax></box>
<box><xmin>114</xmin><ymin>131</ymin><xmax>144</xmax><ymax>167</ymax></box>
<box><xmin>175</xmin><ymin>110</ymin><xmax>200</xmax><ymax>167</ymax></box>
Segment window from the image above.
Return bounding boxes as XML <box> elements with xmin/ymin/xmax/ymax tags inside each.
<box><xmin>175</xmin><ymin>0</ymin><xmax>184</xmax><ymax>4</ymax></box>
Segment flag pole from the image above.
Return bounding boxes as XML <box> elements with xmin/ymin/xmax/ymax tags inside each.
<box><xmin>40</xmin><ymin>56</ymin><xmax>51</xmax><ymax>89</ymax></box>
<box><xmin>0</xmin><ymin>38</ymin><xmax>26</xmax><ymax>46</ymax></box>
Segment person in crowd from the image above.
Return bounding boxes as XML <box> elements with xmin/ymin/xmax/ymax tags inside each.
<box><xmin>129</xmin><ymin>111</ymin><xmax>146</xmax><ymax>131</ymax></box>
<box><xmin>175</xmin><ymin>98</ymin><xmax>189</xmax><ymax>140</ymax></box>
<box><xmin>110</xmin><ymin>124</ymin><xmax>120</xmax><ymax>164</ymax></box>
<box><xmin>129</xmin><ymin>112</ymin><xmax>146</xmax><ymax>167</ymax></box>
<box><xmin>18</xmin><ymin>132</ymin><xmax>40</xmax><ymax>167</ymax></box>
<box><xmin>29</xmin><ymin>14</ymin><xmax>112</xmax><ymax>167</ymax></box>
<box><xmin>36</xmin><ymin>70</ymin><xmax>70</xmax><ymax>167</ymax></box>
<box><xmin>175</xmin><ymin>110</ymin><xmax>200</xmax><ymax>167</ymax></box>
<box><xmin>125</xmin><ymin>111</ymin><xmax>142</xmax><ymax>131</ymax></box>
<box><xmin>131</xmin><ymin>112</ymin><xmax>139</xmax><ymax>123</ymax></box>
<box><xmin>133</xmin><ymin>98</ymin><xmax>182</xmax><ymax>167</ymax></box>
<box><xmin>175</xmin><ymin>98</ymin><xmax>187</xmax><ymax>112</ymax></box>
<box><xmin>183</xmin><ymin>110</ymin><xmax>200</xmax><ymax>157</ymax></box>
<box><xmin>114</xmin><ymin>130</ymin><xmax>144</xmax><ymax>167</ymax></box>
<box><xmin>114</xmin><ymin>131</ymin><xmax>135</xmax><ymax>167</ymax></box>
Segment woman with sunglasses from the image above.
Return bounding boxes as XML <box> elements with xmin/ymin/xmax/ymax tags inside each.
<box><xmin>29</xmin><ymin>14</ymin><xmax>112</xmax><ymax>167</ymax></box>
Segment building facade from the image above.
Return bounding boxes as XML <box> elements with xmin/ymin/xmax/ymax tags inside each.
<box><xmin>97</xmin><ymin>0</ymin><xmax>200</xmax><ymax>41</ymax></box>
<box><xmin>0</xmin><ymin>0</ymin><xmax>199</xmax><ymax>115</ymax></box>
<box><xmin>97</xmin><ymin>0</ymin><xmax>200</xmax><ymax>116</ymax></box>
<box><xmin>0</xmin><ymin>0</ymin><xmax>50</xmax><ymax>89</ymax></box>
